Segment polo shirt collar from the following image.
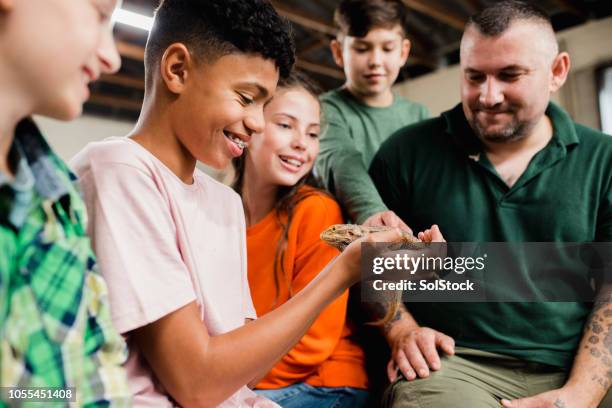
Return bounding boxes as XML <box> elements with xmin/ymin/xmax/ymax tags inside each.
<box><xmin>547</xmin><ymin>102</ymin><xmax>579</xmax><ymax>147</ymax></box>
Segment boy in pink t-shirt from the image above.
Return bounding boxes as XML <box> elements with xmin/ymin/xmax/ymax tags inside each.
<box><xmin>72</xmin><ymin>1</ymin><xmax>405</xmax><ymax>407</ymax></box>
<box><xmin>72</xmin><ymin>137</ymin><xmax>256</xmax><ymax>406</ymax></box>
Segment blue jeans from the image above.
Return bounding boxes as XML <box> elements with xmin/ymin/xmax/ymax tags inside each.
<box><xmin>256</xmin><ymin>383</ymin><xmax>369</xmax><ymax>408</ymax></box>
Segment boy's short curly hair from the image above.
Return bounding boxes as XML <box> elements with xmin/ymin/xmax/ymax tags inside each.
<box><xmin>145</xmin><ymin>0</ymin><xmax>295</xmax><ymax>85</ymax></box>
<box><xmin>334</xmin><ymin>0</ymin><xmax>408</xmax><ymax>38</ymax></box>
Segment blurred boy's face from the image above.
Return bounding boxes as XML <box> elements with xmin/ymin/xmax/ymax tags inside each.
<box><xmin>247</xmin><ymin>87</ymin><xmax>320</xmax><ymax>188</ymax></box>
<box><xmin>0</xmin><ymin>0</ymin><xmax>121</xmax><ymax>120</ymax></box>
<box><xmin>169</xmin><ymin>53</ymin><xmax>279</xmax><ymax>169</ymax></box>
<box><xmin>331</xmin><ymin>25</ymin><xmax>410</xmax><ymax>100</ymax></box>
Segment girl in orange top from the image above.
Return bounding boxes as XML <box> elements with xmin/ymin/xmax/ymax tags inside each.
<box><xmin>232</xmin><ymin>72</ymin><xmax>369</xmax><ymax>408</ymax></box>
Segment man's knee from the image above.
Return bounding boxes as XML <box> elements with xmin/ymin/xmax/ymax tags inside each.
<box><xmin>382</xmin><ymin>373</ymin><xmax>500</xmax><ymax>408</ymax></box>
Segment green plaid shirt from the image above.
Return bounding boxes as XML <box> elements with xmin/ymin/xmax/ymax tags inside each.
<box><xmin>0</xmin><ymin>119</ymin><xmax>130</xmax><ymax>407</ymax></box>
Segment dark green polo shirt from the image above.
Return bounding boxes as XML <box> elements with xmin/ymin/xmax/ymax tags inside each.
<box><xmin>369</xmin><ymin>102</ymin><xmax>612</xmax><ymax>369</ymax></box>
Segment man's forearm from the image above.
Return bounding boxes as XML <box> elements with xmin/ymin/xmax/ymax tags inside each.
<box><xmin>383</xmin><ymin>304</ymin><xmax>419</xmax><ymax>340</ymax></box>
<box><xmin>565</xmin><ymin>293</ymin><xmax>612</xmax><ymax>406</ymax></box>
<box><xmin>362</xmin><ymin>301</ymin><xmax>418</xmax><ymax>339</ymax></box>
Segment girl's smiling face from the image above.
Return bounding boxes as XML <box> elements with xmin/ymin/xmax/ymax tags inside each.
<box><xmin>246</xmin><ymin>87</ymin><xmax>321</xmax><ymax>188</ymax></box>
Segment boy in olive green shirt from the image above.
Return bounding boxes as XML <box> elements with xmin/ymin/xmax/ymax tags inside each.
<box><xmin>315</xmin><ymin>0</ymin><xmax>429</xmax><ymax>226</ymax></box>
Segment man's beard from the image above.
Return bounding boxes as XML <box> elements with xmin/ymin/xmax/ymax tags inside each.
<box><xmin>470</xmin><ymin>113</ymin><xmax>534</xmax><ymax>144</ymax></box>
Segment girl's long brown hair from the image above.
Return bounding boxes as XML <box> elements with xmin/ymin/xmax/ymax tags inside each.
<box><xmin>232</xmin><ymin>71</ymin><xmax>328</xmax><ymax>307</ymax></box>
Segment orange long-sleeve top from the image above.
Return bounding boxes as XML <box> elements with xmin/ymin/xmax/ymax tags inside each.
<box><xmin>246</xmin><ymin>187</ymin><xmax>367</xmax><ymax>390</ymax></box>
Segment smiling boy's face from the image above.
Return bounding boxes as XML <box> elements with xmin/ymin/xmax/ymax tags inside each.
<box><xmin>165</xmin><ymin>51</ymin><xmax>279</xmax><ymax>170</ymax></box>
<box><xmin>0</xmin><ymin>0</ymin><xmax>121</xmax><ymax>120</ymax></box>
<box><xmin>331</xmin><ymin>25</ymin><xmax>410</xmax><ymax>101</ymax></box>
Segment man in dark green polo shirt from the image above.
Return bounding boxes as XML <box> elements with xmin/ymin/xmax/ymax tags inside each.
<box><xmin>370</xmin><ymin>1</ymin><xmax>612</xmax><ymax>407</ymax></box>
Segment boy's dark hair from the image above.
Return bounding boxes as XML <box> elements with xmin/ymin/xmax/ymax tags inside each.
<box><xmin>145</xmin><ymin>0</ymin><xmax>295</xmax><ymax>87</ymax></box>
<box><xmin>334</xmin><ymin>0</ymin><xmax>408</xmax><ymax>38</ymax></box>
<box><xmin>467</xmin><ymin>0</ymin><xmax>551</xmax><ymax>36</ymax></box>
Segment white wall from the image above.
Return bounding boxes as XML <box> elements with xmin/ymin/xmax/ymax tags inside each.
<box><xmin>395</xmin><ymin>16</ymin><xmax>612</xmax><ymax>131</ymax></box>
<box><xmin>396</xmin><ymin>65</ymin><xmax>462</xmax><ymax>117</ymax></box>
<box><xmin>36</xmin><ymin>115</ymin><xmax>135</xmax><ymax>162</ymax></box>
<box><xmin>37</xmin><ymin>114</ymin><xmax>226</xmax><ymax>180</ymax></box>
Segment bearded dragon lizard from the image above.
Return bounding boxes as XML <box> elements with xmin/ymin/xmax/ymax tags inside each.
<box><xmin>320</xmin><ymin>224</ymin><xmax>429</xmax><ymax>326</ymax></box>
<box><xmin>320</xmin><ymin>224</ymin><xmax>421</xmax><ymax>251</ymax></box>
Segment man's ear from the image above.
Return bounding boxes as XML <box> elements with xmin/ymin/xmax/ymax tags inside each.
<box><xmin>550</xmin><ymin>51</ymin><xmax>570</xmax><ymax>93</ymax></box>
<box><xmin>330</xmin><ymin>38</ymin><xmax>345</xmax><ymax>69</ymax></box>
<box><xmin>399</xmin><ymin>38</ymin><xmax>411</xmax><ymax>66</ymax></box>
<box><xmin>0</xmin><ymin>0</ymin><xmax>14</xmax><ymax>12</ymax></box>
<box><xmin>160</xmin><ymin>43</ymin><xmax>192</xmax><ymax>95</ymax></box>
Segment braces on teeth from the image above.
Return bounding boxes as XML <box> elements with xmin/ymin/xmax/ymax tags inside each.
<box><xmin>230</xmin><ymin>136</ymin><xmax>246</xmax><ymax>149</ymax></box>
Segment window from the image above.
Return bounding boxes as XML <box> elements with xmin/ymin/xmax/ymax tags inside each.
<box><xmin>598</xmin><ymin>65</ymin><xmax>612</xmax><ymax>135</ymax></box>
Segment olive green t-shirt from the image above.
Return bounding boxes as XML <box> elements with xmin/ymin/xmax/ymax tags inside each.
<box><xmin>316</xmin><ymin>88</ymin><xmax>429</xmax><ymax>223</ymax></box>
<box><xmin>369</xmin><ymin>102</ymin><xmax>612</xmax><ymax>369</ymax></box>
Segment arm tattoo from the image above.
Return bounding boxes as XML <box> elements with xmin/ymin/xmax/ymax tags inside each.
<box><xmin>361</xmin><ymin>301</ymin><xmax>405</xmax><ymax>333</ymax></box>
<box><xmin>553</xmin><ymin>398</ymin><xmax>567</xmax><ymax>408</ymax></box>
<box><xmin>584</xmin><ymin>290</ymin><xmax>612</xmax><ymax>390</ymax></box>
<box><xmin>384</xmin><ymin>308</ymin><xmax>403</xmax><ymax>333</ymax></box>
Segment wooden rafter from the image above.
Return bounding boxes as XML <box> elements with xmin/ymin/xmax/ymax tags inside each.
<box><xmin>298</xmin><ymin>37</ymin><xmax>329</xmax><ymax>58</ymax></box>
<box><xmin>116</xmin><ymin>40</ymin><xmax>145</xmax><ymax>61</ymax></box>
<box><xmin>402</xmin><ymin>0</ymin><xmax>466</xmax><ymax>30</ymax></box>
<box><xmin>100</xmin><ymin>74</ymin><xmax>145</xmax><ymax>90</ymax></box>
<box><xmin>296</xmin><ymin>59</ymin><xmax>344</xmax><ymax>80</ymax></box>
<box><xmin>270</xmin><ymin>1</ymin><xmax>337</xmax><ymax>36</ymax></box>
<box><xmin>408</xmin><ymin>53</ymin><xmax>438</xmax><ymax>69</ymax></box>
<box><xmin>87</xmin><ymin>94</ymin><xmax>143</xmax><ymax>111</ymax></box>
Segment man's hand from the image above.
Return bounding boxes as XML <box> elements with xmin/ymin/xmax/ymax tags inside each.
<box><xmin>501</xmin><ymin>385</ymin><xmax>594</xmax><ymax>408</ymax></box>
<box><xmin>363</xmin><ymin>210</ymin><xmax>412</xmax><ymax>235</ymax></box>
<box><xmin>386</xmin><ymin>322</ymin><xmax>455</xmax><ymax>382</ymax></box>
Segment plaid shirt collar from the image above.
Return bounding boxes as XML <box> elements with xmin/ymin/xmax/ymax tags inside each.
<box><xmin>10</xmin><ymin>118</ymin><xmax>70</xmax><ymax>200</ymax></box>
<box><xmin>0</xmin><ymin>119</ymin><xmax>71</xmax><ymax>228</ymax></box>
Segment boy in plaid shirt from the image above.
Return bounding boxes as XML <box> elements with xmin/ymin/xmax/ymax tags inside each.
<box><xmin>0</xmin><ymin>1</ymin><xmax>130</xmax><ymax>406</ymax></box>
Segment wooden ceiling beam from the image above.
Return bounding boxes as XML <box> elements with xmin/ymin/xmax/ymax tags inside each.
<box><xmin>116</xmin><ymin>40</ymin><xmax>145</xmax><ymax>61</ymax></box>
<box><xmin>296</xmin><ymin>59</ymin><xmax>344</xmax><ymax>80</ymax></box>
<box><xmin>402</xmin><ymin>0</ymin><xmax>466</xmax><ymax>30</ymax></box>
<box><xmin>87</xmin><ymin>94</ymin><xmax>143</xmax><ymax>111</ymax></box>
<box><xmin>298</xmin><ymin>37</ymin><xmax>329</xmax><ymax>58</ymax></box>
<box><xmin>407</xmin><ymin>53</ymin><xmax>439</xmax><ymax>69</ymax></box>
<box><xmin>270</xmin><ymin>1</ymin><xmax>337</xmax><ymax>36</ymax></box>
<box><xmin>99</xmin><ymin>74</ymin><xmax>145</xmax><ymax>90</ymax></box>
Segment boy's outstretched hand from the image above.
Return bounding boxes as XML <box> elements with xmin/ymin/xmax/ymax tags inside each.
<box><xmin>418</xmin><ymin>224</ymin><xmax>445</xmax><ymax>243</ymax></box>
<box><xmin>363</xmin><ymin>210</ymin><xmax>413</xmax><ymax>235</ymax></box>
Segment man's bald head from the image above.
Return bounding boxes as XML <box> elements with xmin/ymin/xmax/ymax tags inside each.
<box><xmin>464</xmin><ymin>0</ymin><xmax>558</xmax><ymax>63</ymax></box>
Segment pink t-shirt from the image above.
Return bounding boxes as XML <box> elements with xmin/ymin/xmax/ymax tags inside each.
<box><xmin>71</xmin><ymin>137</ymin><xmax>275</xmax><ymax>407</ymax></box>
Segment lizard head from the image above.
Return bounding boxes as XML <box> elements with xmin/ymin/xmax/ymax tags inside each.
<box><xmin>320</xmin><ymin>224</ymin><xmax>372</xmax><ymax>251</ymax></box>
